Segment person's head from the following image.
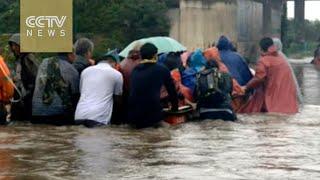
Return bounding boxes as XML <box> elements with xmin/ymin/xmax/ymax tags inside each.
<box><xmin>58</xmin><ymin>52</ymin><xmax>76</xmax><ymax>63</ymax></box>
<box><xmin>203</xmin><ymin>47</ymin><xmax>221</xmax><ymax>62</ymax></box>
<box><xmin>163</xmin><ymin>52</ymin><xmax>182</xmax><ymax>71</ymax></box>
<box><xmin>128</xmin><ymin>49</ymin><xmax>141</xmax><ymax>60</ymax></box>
<box><xmin>259</xmin><ymin>37</ymin><xmax>274</xmax><ymax>53</ymax></box>
<box><xmin>105</xmin><ymin>56</ymin><xmax>117</xmax><ymax>68</ymax></box>
<box><xmin>189</xmin><ymin>49</ymin><xmax>207</xmax><ymax>72</ymax></box>
<box><xmin>140</xmin><ymin>43</ymin><xmax>158</xmax><ymax>60</ymax></box>
<box><xmin>8</xmin><ymin>33</ymin><xmax>21</xmax><ymax>57</ymax></box>
<box><xmin>217</xmin><ymin>35</ymin><xmax>232</xmax><ymax>51</ymax></box>
<box><xmin>97</xmin><ymin>53</ymin><xmax>119</xmax><ymax>69</ymax></box>
<box><xmin>272</xmin><ymin>38</ymin><xmax>283</xmax><ymax>52</ymax></box>
<box><xmin>74</xmin><ymin>38</ymin><xmax>94</xmax><ymax>60</ymax></box>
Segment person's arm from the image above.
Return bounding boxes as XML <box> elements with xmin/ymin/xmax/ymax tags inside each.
<box><xmin>111</xmin><ymin>73</ymin><xmax>124</xmax><ymax>124</ymax></box>
<box><xmin>70</xmin><ymin>69</ymin><xmax>80</xmax><ymax>110</ymax></box>
<box><xmin>245</xmin><ymin>60</ymin><xmax>267</xmax><ymax>91</ymax></box>
<box><xmin>113</xmin><ymin>73</ymin><xmax>123</xmax><ymax>109</ymax></box>
<box><xmin>238</xmin><ymin>55</ymin><xmax>254</xmax><ymax>80</ymax></box>
<box><xmin>163</xmin><ymin>68</ymin><xmax>179</xmax><ymax>111</ymax></box>
<box><xmin>25</xmin><ymin>54</ymin><xmax>40</xmax><ymax>80</ymax></box>
<box><xmin>23</xmin><ymin>54</ymin><xmax>39</xmax><ymax>96</ymax></box>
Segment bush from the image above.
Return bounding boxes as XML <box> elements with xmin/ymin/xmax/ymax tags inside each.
<box><xmin>284</xmin><ymin>19</ymin><xmax>320</xmax><ymax>58</ymax></box>
<box><xmin>285</xmin><ymin>42</ymin><xmax>318</xmax><ymax>59</ymax></box>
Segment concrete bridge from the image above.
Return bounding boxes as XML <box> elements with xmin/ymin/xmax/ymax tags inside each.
<box><xmin>168</xmin><ymin>0</ymin><xmax>307</xmax><ymax>59</ymax></box>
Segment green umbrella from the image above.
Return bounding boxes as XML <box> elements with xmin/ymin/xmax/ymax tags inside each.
<box><xmin>119</xmin><ymin>36</ymin><xmax>186</xmax><ymax>58</ymax></box>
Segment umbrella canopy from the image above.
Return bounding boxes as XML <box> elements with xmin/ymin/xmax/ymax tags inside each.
<box><xmin>119</xmin><ymin>36</ymin><xmax>186</xmax><ymax>58</ymax></box>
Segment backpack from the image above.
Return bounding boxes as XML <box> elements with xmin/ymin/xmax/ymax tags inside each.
<box><xmin>196</xmin><ymin>67</ymin><xmax>233</xmax><ymax>107</ymax></box>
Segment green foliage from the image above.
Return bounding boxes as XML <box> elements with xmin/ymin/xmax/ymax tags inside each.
<box><xmin>284</xmin><ymin>19</ymin><xmax>320</xmax><ymax>58</ymax></box>
<box><xmin>0</xmin><ymin>34</ymin><xmax>16</xmax><ymax>69</ymax></box>
<box><xmin>163</xmin><ymin>0</ymin><xmax>179</xmax><ymax>8</ymax></box>
<box><xmin>285</xmin><ymin>42</ymin><xmax>318</xmax><ymax>59</ymax></box>
<box><xmin>0</xmin><ymin>0</ymin><xmax>19</xmax><ymax>33</ymax></box>
<box><xmin>74</xmin><ymin>0</ymin><xmax>170</xmax><ymax>53</ymax></box>
<box><xmin>0</xmin><ymin>0</ymin><xmax>171</xmax><ymax>56</ymax></box>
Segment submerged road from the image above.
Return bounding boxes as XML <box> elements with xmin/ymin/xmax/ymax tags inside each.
<box><xmin>0</xmin><ymin>59</ymin><xmax>320</xmax><ymax>179</ymax></box>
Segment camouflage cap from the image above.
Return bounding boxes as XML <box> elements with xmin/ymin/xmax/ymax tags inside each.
<box><xmin>8</xmin><ymin>33</ymin><xmax>20</xmax><ymax>46</ymax></box>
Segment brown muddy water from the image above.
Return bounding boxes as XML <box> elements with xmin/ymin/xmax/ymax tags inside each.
<box><xmin>1</xmin><ymin>60</ymin><xmax>320</xmax><ymax>180</ymax></box>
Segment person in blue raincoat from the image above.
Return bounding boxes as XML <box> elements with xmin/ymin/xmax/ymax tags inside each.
<box><xmin>180</xmin><ymin>49</ymin><xmax>207</xmax><ymax>94</ymax></box>
<box><xmin>217</xmin><ymin>36</ymin><xmax>253</xmax><ymax>86</ymax></box>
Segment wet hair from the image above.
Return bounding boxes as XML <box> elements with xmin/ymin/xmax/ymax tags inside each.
<box><xmin>140</xmin><ymin>43</ymin><xmax>158</xmax><ymax>60</ymax></box>
<box><xmin>260</xmin><ymin>37</ymin><xmax>274</xmax><ymax>52</ymax></box>
<box><xmin>96</xmin><ymin>53</ymin><xmax>119</xmax><ymax>64</ymax></box>
<box><xmin>74</xmin><ymin>38</ymin><xmax>94</xmax><ymax>57</ymax></box>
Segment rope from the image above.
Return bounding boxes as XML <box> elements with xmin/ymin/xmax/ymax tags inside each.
<box><xmin>0</xmin><ymin>63</ymin><xmax>22</xmax><ymax>103</ymax></box>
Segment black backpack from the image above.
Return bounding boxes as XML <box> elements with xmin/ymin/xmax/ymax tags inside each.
<box><xmin>196</xmin><ymin>67</ymin><xmax>233</xmax><ymax>107</ymax></box>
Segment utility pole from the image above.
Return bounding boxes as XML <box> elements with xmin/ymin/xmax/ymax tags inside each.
<box><xmin>263</xmin><ymin>0</ymin><xmax>272</xmax><ymax>36</ymax></box>
<box><xmin>294</xmin><ymin>0</ymin><xmax>305</xmax><ymax>43</ymax></box>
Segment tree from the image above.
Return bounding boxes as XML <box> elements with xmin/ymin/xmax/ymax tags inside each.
<box><xmin>0</xmin><ymin>0</ymin><xmax>171</xmax><ymax>51</ymax></box>
<box><xmin>73</xmin><ymin>0</ymin><xmax>170</xmax><ymax>49</ymax></box>
<box><xmin>0</xmin><ymin>0</ymin><xmax>19</xmax><ymax>33</ymax></box>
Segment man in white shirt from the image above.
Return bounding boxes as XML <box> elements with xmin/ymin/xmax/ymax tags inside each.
<box><xmin>75</xmin><ymin>53</ymin><xmax>123</xmax><ymax>128</ymax></box>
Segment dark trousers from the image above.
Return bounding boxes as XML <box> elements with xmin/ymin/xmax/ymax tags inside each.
<box><xmin>0</xmin><ymin>103</ymin><xmax>7</xmax><ymax>125</ymax></box>
<box><xmin>200</xmin><ymin>111</ymin><xmax>237</xmax><ymax>121</ymax></box>
<box><xmin>11</xmin><ymin>98</ymin><xmax>33</xmax><ymax>121</ymax></box>
<box><xmin>31</xmin><ymin>114</ymin><xmax>75</xmax><ymax>126</ymax></box>
<box><xmin>75</xmin><ymin>120</ymin><xmax>105</xmax><ymax>128</ymax></box>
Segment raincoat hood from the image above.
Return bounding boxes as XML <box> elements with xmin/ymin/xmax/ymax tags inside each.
<box><xmin>261</xmin><ymin>45</ymin><xmax>278</xmax><ymax>57</ymax></box>
<box><xmin>273</xmin><ymin>38</ymin><xmax>283</xmax><ymax>52</ymax></box>
<box><xmin>217</xmin><ymin>36</ymin><xmax>232</xmax><ymax>51</ymax></box>
<box><xmin>189</xmin><ymin>49</ymin><xmax>207</xmax><ymax>72</ymax></box>
<box><xmin>203</xmin><ymin>47</ymin><xmax>221</xmax><ymax>62</ymax></box>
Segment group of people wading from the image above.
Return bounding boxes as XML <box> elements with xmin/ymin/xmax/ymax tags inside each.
<box><xmin>0</xmin><ymin>34</ymin><xmax>304</xmax><ymax>128</ymax></box>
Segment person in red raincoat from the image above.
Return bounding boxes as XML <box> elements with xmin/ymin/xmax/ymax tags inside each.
<box><xmin>239</xmin><ymin>37</ymin><xmax>299</xmax><ymax>114</ymax></box>
<box><xmin>120</xmin><ymin>50</ymin><xmax>141</xmax><ymax>94</ymax></box>
<box><xmin>0</xmin><ymin>55</ymin><xmax>14</xmax><ymax>123</ymax></box>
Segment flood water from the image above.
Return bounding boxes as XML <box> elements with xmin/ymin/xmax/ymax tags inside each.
<box><xmin>1</xmin><ymin>59</ymin><xmax>320</xmax><ymax>179</ymax></box>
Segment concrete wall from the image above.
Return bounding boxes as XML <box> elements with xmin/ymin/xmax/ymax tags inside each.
<box><xmin>168</xmin><ymin>0</ymin><xmax>283</xmax><ymax>60</ymax></box>
<box><xmin>172</xmin><ymin>0</ymin><xmax>238</xmax><ymax>50</ymax></box>
<box><xmin>236</xmin><ymin>0</ymin><xmax>263</xmax><ymax>59</ymax></box>
<box><xmin>168</xmin><ymin>8</ymin><xmax>181</xmax><ymax>41</ymax></box>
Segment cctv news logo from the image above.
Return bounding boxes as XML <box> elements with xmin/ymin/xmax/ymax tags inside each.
<box><xmin>25</xmin><ymin>16</ymin><xmax>67</xmax><ymax>37</ymax></box>
<box><xmin>20</xmin><ymin>0</ymin><xmax>73</xmax><ymax>52</ymax></box>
